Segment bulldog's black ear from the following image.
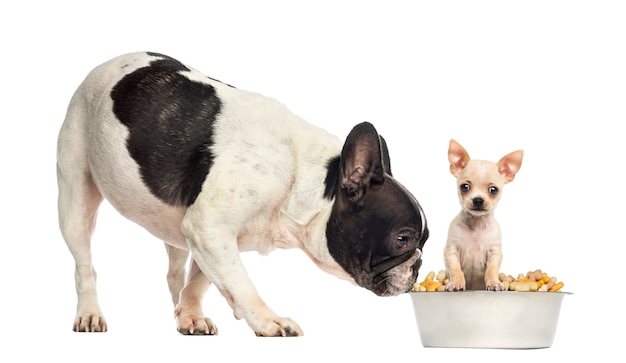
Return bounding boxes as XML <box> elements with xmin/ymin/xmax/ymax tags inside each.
<box><xmin>340</xmin><ymin>122</ymin><xmax>386</xmax><ymax>202</ymax></box>
<box><xmin>379</xmin><ymin>135</ymin><xmax>392</xmax><ymax>176</ymax></box>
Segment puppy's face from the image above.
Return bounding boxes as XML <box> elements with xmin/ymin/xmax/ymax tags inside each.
<box><xmin>455</xmin><ymin>160</ymin><xmax>504</xmax><ymax>216</ymax></box>
<box><xmin>448</xmin><ymin>139</ymin><xmax>524</xmax><ymax>216</ymax></box>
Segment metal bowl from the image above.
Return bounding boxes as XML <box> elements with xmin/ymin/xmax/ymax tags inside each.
<box><xmin>409</xmin><ymin>291</ymin><xmax>571</xmax><ymax>349</ymax></box>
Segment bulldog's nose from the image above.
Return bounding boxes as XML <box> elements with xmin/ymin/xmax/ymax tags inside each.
<box><xmin>472</xmin><ymin>198</ymin><xmax>484</xmax><ymax>208</ymax></box>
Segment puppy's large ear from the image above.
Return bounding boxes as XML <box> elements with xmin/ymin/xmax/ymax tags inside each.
<box><xmin>497</xmin><ymin>150</ymin><xmax>524</xmax><ymax>183</ymax></box>
<box><xmin>340</xmin><ymin>122</ymin><xmax>385</xmax><ymax>202</ymax></box>
<box><xmin>448</xmin><ymin>139</ymin><xmax>470</xmax><ymax>177</ymax></box>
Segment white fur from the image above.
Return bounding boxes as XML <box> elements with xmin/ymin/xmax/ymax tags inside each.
<box><xmin>443</xmin><ymin>139</ymin><xmax>523</xmax><ymax>291</ymax></box>
<box><xmin>57</xmin><ymin>53</ymin><xmax>359</xmax><ymax>336</ymax></box>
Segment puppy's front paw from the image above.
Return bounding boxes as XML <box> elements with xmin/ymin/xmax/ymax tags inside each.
<box><xmin>486</xmin><ymin>280</ymin><xmax>506</xmax><ymax>291</ymax></box>
<box><xmin>254</xmin><ymin>317</ymin><xmax>303</xmax><ymax>337</ymax></box>
<box><xmin>445</xmin><ymin>282</ymin><xmax>465</xmax><ymax>291</ymax></box>
<box><xmin>445</xmin><ymin>274</ymin><xmax>466</xmax><ymax>291</ymax></box>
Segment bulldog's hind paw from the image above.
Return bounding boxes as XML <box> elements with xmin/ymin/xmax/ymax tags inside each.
<box><xmin>176</xmin><ymin>315</ymin><xmax>218</xmax><ymax>335</ymax></box>
<box><xmin>73</xmin><ymin>313</ymin><xmax>108</xmax><ymax>332</ymax></box>
<box><xmin>254</xmin><ymin>317</ymin><xmax>303</xmax><ymax>337</ymax></box>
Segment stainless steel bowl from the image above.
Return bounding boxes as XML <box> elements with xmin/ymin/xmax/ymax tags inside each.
<box><xmin>409</xmin><ymin>291</ymin><xmax>570</xmax><ymax>349</ymax></box>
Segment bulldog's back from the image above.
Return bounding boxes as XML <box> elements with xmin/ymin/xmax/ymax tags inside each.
<box><xmin>58</xmin><ymin>51</ymin><xmax>340</xmax><ymax>248</ymax></box>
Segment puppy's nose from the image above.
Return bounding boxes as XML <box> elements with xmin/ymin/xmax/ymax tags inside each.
<box><xmin>472</xmin><ymin>198</ymin><xmax>484</xmax><ymax>208</ymax></box>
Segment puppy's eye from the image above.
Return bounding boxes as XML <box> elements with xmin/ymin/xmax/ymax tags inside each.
<box><xmin>460</xmin><ymin>184</ymin><xmax>470</xmax><ymax>193</ymax></box>
<box><xmin>489</xmin><ymin>186</ymin><xmax>499</xmax><ymax>195</ymax></box>
<box><xmin>396</xmin><ymin>235</ymin><xmax>410</xmax><ymax>249</ymax></box>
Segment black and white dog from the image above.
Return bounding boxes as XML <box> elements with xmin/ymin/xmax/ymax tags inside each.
<box><xmin>56</xmin><ymin>52</ymin><xmax>428</xmax><ymax>336</ymax></box>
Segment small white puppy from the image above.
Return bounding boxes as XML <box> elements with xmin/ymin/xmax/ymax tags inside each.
<box><xmin>444</xmin><ymin>139</ymin><xmax>523</xmax><ymax>291</ymax></box>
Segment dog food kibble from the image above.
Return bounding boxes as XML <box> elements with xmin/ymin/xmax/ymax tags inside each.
<box><xmin>414</xmin><ymin>271</ymin><xmax>444</xmax><ymax>292</ymax></box>
<box><xmin>412</xmin><ymin>269</ymin><xmax>564</xmax><ymax>292</ymax></box>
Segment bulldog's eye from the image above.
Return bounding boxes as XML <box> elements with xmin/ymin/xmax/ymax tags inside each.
<box><xmin>460</xmin><ymin>183</ymin><xmax>470</xmax><ymax>193</ymax></box>
<box><xmin>489</xmin><ymin>186</ymin><xmax>498</xmax><ymax>195</ymax></box>
<box><xmin>396</xmin><ymin>235</ymin><xmax>410</xmax><ymax>249</ymax></box>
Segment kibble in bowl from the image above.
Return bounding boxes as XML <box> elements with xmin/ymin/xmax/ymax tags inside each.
<box><xmin>409</xmin><ymin>269</ymin><xmax>571</xmax><ymax>349</ymax></box>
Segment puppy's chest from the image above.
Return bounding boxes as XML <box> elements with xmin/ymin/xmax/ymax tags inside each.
<box><xmin>456</xmin><ymin>225</ymin><xmax>500</xmax><ymax>257</ymax></box>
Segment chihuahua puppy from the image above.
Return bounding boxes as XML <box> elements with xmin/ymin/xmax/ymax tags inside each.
<box><xmin>444</xmin><ymin>139</ymin><xmax>523</xmax><ymax>291</ymax></box>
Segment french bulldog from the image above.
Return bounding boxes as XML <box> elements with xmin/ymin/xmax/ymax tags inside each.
<box><xmin>444</xmin><ymin>139</ymin><xmax>523</xmax><ymax>291</ymax></box>
<box><xmin>56</xmin><ymin>52</ymin><xmax>428</xmax><ymax>336</ymax></box>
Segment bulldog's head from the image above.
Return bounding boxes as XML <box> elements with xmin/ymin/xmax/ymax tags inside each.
<box><xmin>326</xmin><ymin>122</ymin><xmax>429</xmax><ymax>296</ymax></box>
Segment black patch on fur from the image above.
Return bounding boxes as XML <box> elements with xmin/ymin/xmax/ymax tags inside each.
<box><xmin>323</xmin><ymin>156</ymin><xmax>340</xmax><ymax>200</ymax></box>
<box><xmin>111</xmin><ymin>53</ymin><xmax>224</xmax><ymax>207</ymax></box>
<box><xmin>324</xmin><ymin>122</ymin><xmax>428</xmax><ymax>296</ymax></box>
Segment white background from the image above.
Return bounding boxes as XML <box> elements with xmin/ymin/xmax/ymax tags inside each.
<box><xmin>2</xmin><ymin>1</ymin><xmax>624</xmax><ymax>361</ymax></box>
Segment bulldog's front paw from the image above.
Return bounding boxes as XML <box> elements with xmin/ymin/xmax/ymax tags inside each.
<box><xmin>175</xmin><ymin>307</ymin><xmax>218</xmax><ymax>335</ymax></box>
<box><xmin>486</xmin><ymin>280</ymin><xmax>506</xmax><ymax>291</ymax></box>
<box><xmin>253</xmin><ymin>317</ymin><xmax>303</xmax><ymax>337</ymax></box>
